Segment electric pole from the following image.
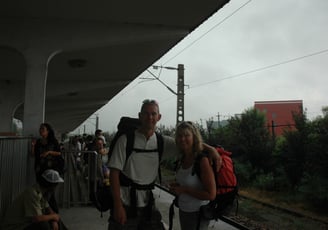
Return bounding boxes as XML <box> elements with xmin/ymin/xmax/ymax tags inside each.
<box><xmin>176</xmin><ymin>64</ymin><xmax>184</xmax><ymax>126</ymax></box>
<box><xmin>95</xmin><ymin>114</ymin><xmax>99</xmax><ymax>130</ymax></box>
<box><xmin>217</xmin><ymin>112</ymin><xmax>220</xmax><ymax>128</ymax></box>
<box><xmin>150</xmin><ymin>64</ymin><xmax>185</xmax><ymax>127</ymax></box>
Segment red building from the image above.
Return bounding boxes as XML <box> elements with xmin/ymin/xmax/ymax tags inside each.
<box><xmin>254</xmin><ymin>100</ymin><xmax>303</xmax><ymax>137</ymax></box>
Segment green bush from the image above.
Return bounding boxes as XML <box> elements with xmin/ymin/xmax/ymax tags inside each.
<box><xmin>161</xmin><ymin>156</ymin><xmax>177</xmax><ymax>171</ymax></box>
<box><xmin>271</xmin><ymin>166</ymin><xmax>291</xmax><ymax>191</ymax></box>
<box><xmin>234</xmin><ymin>160</ymin><xmax>253</xmax><ymax>187</ymax></box>
<box><xmin>252</xmin><ymin>172</ymin><xmax>275</xmax><ymax>190</ymax></box>
<box><xmin>298</xmin><ymin>173</ymin><xmax>328</xmax><ymax>212</ymax></box>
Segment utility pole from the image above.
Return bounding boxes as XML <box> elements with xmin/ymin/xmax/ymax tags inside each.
<box><xmin>176</xmin><ymin>64</ymin><xmax>184</xmax><ymax>126</ymax></box>
<box><xmin>95</xmin><ymin>115</ymin><xmax>99</xmax><ymax>130</ymax></box>
<box><xmin>150</xmin><ymin>64</ymin><xmax>185</xmax><ymax>127</ymax></box>
<box><xmin>271</xmin><ymin>120</ymin><xmax>276</xmax><ymax>141</ymax></box>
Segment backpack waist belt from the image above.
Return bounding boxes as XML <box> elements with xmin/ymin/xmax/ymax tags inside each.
<box><xmin>119</xmin><ymin>173</ymin><xmax>155</xmax><ymax>219</ymax></box>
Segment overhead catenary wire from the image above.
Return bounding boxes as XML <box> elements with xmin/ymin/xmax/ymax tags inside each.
<box><xmin>190</xmin><ymin>48</ymin><xmax>328</xmax><ymax>89</ymax></box>
<box><xmin>163</xmin><ymin>0</ymin><xmax>253</xmax><ymax>65</ymax></box>
<box><xmin>118</xmin><ymin>0</ymin><xmax>253</xmax><ymax>98</ymax></box>
<box><xmin>112</xmin><ymin>0</ymin><xmax>327</xmax><ymax>110</ymax></box>
<box><xmin>146</xmin><ymin>69</ymin><xmax>177</xmax><ymax>95</ymax></box>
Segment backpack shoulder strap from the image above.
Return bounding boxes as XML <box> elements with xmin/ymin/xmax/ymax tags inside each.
<box><xmin>125</xmin><ymin>130</ymin><xmax>135</xmax><ymax>160</ymax></box>
<box><xmin>192</xmin><ymin>152</ymin><xmax>208</xmax><ymax>177</ymax></box>
<box><xmin>155</xmin><ymin>132</ymin><xmax>164</xmax><ymax>160</ymax></box>
<box><xmin>155</xmin><ymin>132</ymin><xmax>164</xmax><ymax>184</ymax></box>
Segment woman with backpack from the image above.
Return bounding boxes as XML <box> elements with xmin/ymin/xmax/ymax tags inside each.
<box><xmin>169</xmin><ymin>121</ymin><xmax>216</xmax><ymax>230</ymax></box>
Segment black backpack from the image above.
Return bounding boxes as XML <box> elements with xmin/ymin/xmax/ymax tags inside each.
<box><xmin>94</xmin><ymin>117</ymin><xmax>164</xmax><ymax>216</ymax></box>
<box><xmin>93</xmin><ymin>181</ymin><xmax>113</xmax><ymax>217</ymax></box>
<box><xmin>109</xmin><ymin>117</ymin><xmax>164</xmax><ymax>172</ymax></box>
<box><xmin>108</xmin><ymin>117</ymin><xmax>142</xmax><ymax>158</ymax></box>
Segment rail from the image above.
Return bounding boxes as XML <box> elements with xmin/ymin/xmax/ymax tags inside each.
<box><xmin>0</xmin><ymin>136</ymin><xmax>34</xmax><ymax>220</ymax></box>
<box><xmin>0</xmin><ymin>137</ymin><xmax>102</xmax><ymax>216</ymax></box>
<box><xmin>62</xmin><ymin>150</ymin><xmax>99</xmax><ymax>208</ymax></box>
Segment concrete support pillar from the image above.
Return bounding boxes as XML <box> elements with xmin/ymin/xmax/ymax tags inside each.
<box><xmin>0</xmin><ymin>47</ymin><xmax>25</xmax><ymax>134</ymax></box>
<box><xmin>0</xmin><ymin>105</ymin><xmax>13</xmax><ymax>132</ymax></box>
<box><xmin>22</xmin><ymin>52</ymin><xmax>49</xmax><ymax>137</ymax></box>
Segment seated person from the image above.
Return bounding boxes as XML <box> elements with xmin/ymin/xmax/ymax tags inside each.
<box><xmin>2</xmin><ymin>169</ymin><xmax>66</xmax><ymax>230</ymax></box>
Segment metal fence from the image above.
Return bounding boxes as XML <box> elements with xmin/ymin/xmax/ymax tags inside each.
<box><xmin>62</xmin><ymin>149</ymin><xmax>99</xmax><ymax>208</ymax></box>
<box><xmin>0</xmin><ymin>136</ymin><xmax>34</xmax><ymax>220</ymax></box>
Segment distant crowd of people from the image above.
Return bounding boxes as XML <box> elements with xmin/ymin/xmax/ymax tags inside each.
<box><xmin>68</xmin><ymin>129</ymin><xmax>110</xmax><ymax>198</ymax></box>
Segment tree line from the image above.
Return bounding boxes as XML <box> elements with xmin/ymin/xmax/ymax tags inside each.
<box><xmin>160</xmin><ymin>106</ymin><xmax>328</xmax><ymax>213</ymax></box>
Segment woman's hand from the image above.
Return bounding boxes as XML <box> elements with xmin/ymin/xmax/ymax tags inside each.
<box><xmin>169</xmin><ymin>183</ymin><xmax>185</xmax><ymax>195</ymax></box>
<box><xmin>31</xmin><ymin>139</ymin><xmax>37</xmax><ymax>155</ymax></box>
<box><xmin>40</xmin><ymin>150</ymin><xmax>61</xmax><ymax>158</ymax></box>
<box><xmin>40</xmin><ymin>151</ymin><xmax>50</xmax><ymax>158</ymax></box>
<box><xmin>98</xmin><ymin>147</ymin><xmax>106</xmax><ymax>155</ymax></box>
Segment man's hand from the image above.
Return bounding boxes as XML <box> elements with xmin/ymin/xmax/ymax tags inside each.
<box><xmin>203</xmin><ymin>144</ymin><xmax>222</xmax><ymax>172</ymax></box>
<box><xmin>110</xmin><ymin>169</ymin><xmax>126</xmax><ymax>224</ymax></box>
<box><xmin>213</xmin><ymin>152</ymin><xmax>222</xmax><ymax>172</ymax></box>
<box><xmin>52</xmin><ymin>213</ymin><xmax>60</xmax><ymax>222</ymax></box>
<box><xmin>52</xmin><ymin>221</ymin><xmax>59</xmax><ymax>230</ymax></box>
<box><xmin>114</xmin><ymin>204</ymin><xmax>127</xmax><ymax>225</ymax></box>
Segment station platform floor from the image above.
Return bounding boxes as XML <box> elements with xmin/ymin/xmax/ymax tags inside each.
<box><xmin>60</xmin><ymin>188</ymin><xmax>237</xmax><ymax>230</ymax></box>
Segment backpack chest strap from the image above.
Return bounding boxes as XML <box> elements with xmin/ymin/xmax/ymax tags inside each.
<box><xmin>132</xmin><ymin>148</ymin><xmax>159</xmax><ymax>153</ymax></box>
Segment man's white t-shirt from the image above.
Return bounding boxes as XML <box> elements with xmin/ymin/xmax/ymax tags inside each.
<box><xmin>109</xmin><ymin>130</ymin><xmax>177</xmax><ymax>207</ymax></box>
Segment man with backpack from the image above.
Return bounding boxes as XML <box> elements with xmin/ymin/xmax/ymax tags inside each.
<box><xmin>108</xmin><ymin>99</ymin><xmax>221</xmax><ymax>230</ymax></box>
<box><xmin>108</xmin><ymin>99</ymin><xmax>175</xmax><ymax>230</ymax></box>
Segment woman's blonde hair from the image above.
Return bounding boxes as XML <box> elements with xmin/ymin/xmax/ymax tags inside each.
<box><xmin>175</xmin><ymin>121</ymin><xmax>203</xmax><ymax>157</ymax></box>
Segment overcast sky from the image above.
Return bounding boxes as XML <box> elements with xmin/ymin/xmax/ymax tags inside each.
<box><xmin>75</xmin><ymin>0</ymin><xmax>328</xmax><ymax>134</ymax></box>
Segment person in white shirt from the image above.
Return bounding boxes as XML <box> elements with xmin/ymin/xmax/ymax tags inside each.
<box><xmin>170</xmin><ymin>121</ymin><xmax>216</xmax><ymax>230</ymax></box>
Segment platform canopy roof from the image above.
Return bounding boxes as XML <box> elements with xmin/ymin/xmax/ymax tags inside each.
<box><xmin>0</xmin><ymin>0</ymin><xmax>230</xmax><ymax>133</ymax></box>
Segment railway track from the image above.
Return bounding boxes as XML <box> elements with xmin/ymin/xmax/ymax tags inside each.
<box><xmin>218</xmin><ymin>215</ymin><xmax>251</xmax><ymax>230</ymax></box>
<box><xmin>155</xmin><ymin>184</ymin><xmax>252</xmax><ymax>230</ymax></box>
<box><xmin>156</xmin><ymin>183</ymin><xmax>328</xmax><ymax>230</ymax></box>
<box><xmin>230</xmin><ymin>195</ymin><xmax>328</xmax><ymax>230</ymax></box>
